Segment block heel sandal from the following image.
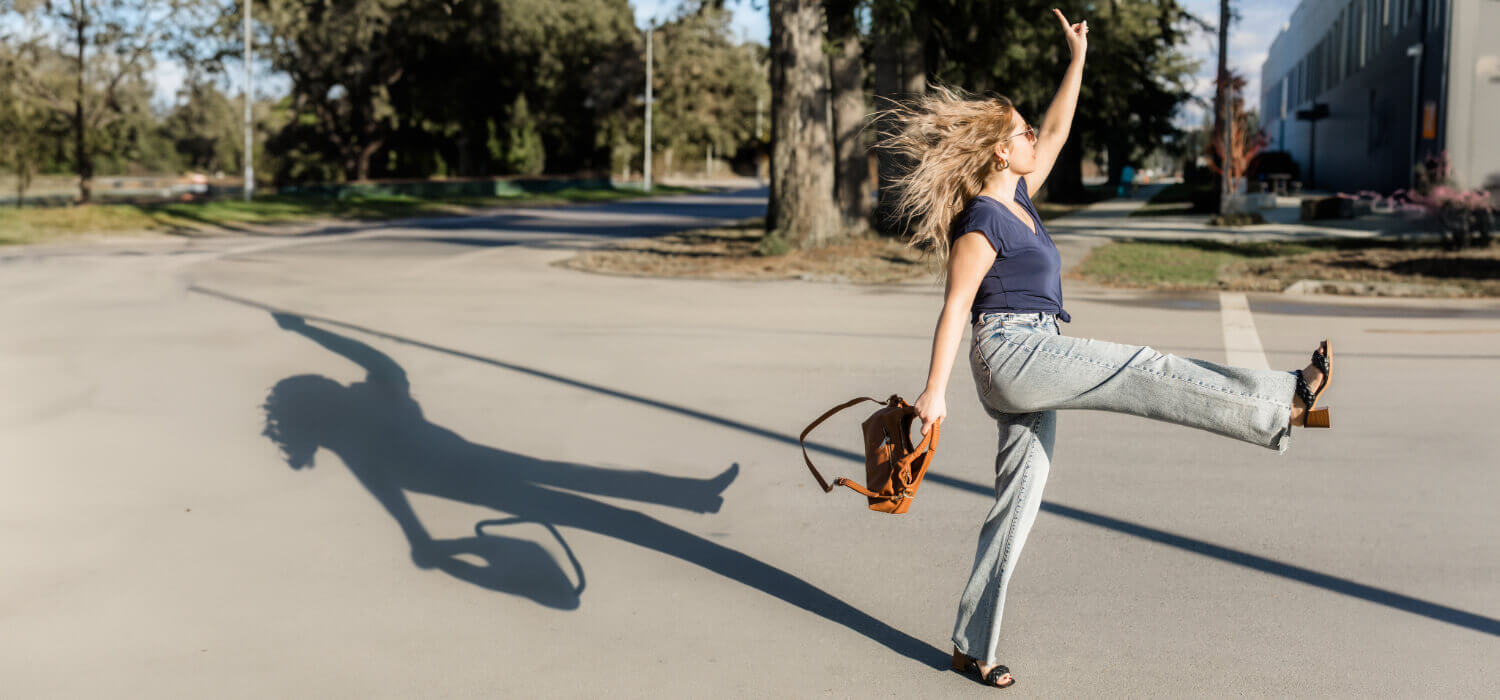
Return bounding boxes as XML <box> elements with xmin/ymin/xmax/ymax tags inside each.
<box><xmin>952</xmin><ymin>648</ymin><xmax>1016</xmax><ymax>689</ymax></box>
<box><xmin>1295</xmin><ymin>339</ymin><xmax>1333</xmax><ymax>429</ymax></box>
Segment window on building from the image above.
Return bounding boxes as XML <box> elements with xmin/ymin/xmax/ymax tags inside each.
<box><xmin>1314</xmin><ymin>38</ymin><xmax>1324</xmax><ymax>97</ymax></box>
<box><xmin>1355</xmin><ymin>1</ymin><xmax>1365</xmax><ymax>68</ymax></box>
<box><xmin>1297</xmin><ymin>62</ymin><xmax>1304</xmax><ymax>104</ymax></box>
<box><xmin>1344</xmin><ymin>8</ymin><xmax>1356</xmax><ymax>79</ymax></box>
<box><xmin>1306</xmin><ymin>47</ymin><xmax>1315</xmax><ymax>101</ymax></box>
<box><xmin>1325</xmin><ymin>33</ymin><xmax>1334</xmax><ymax>92</ymax></box>
<box><xmin>1357</xmin><ymin>0</ymin><xmax>1367</xmax><ymax>70</ymax></box>
<box><xmin>1330</xmin><ymin>27</ymin><xmax>1339</xmax><ymax>88</ymax></box>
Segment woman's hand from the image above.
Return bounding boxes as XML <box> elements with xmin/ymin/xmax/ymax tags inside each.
<box><xmin>914</xmin><ymin>389</ymin><xmax>946</xmax><ymax>437</ymax></box>
<box><xmin>1053</xmin><ymin>8</ymin><xmax>1088</xmax><ymax>60</ymax></box>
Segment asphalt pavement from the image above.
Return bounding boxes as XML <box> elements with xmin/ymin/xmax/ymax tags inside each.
<box><xmin>3</xmin><ymin>188</ymin><xmax>1498</xmax><ymax>698</ymax></box>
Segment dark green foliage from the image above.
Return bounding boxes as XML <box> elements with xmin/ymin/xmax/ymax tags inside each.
<box><xmin>878</xmin><ymin>0</ymin><xmax>1198</xmax><ymax>202</ymax></box>
<box><xmin>498</xmin><ymin>95</ymin><xmax>546</xmax><ymax>176</ymax></box>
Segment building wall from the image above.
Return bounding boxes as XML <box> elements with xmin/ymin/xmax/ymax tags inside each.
<box><xmin>1445</xmin><ymin>0</ymin><xmax>1500</xmax><ymax>191</ymax></box>
<box><xmin>1260</xmin><ymin>0</ymin><xmax>1453</xmax><ymax>194</ymax></box>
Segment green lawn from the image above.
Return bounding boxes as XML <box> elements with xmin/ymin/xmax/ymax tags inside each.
<box><xmin>1077</xmin><ymin>238</ymin><xmax>1381</xmax><ymax>288</ymax></box>
<box><xmin>0</xmin><ymin>185</ymin><xmax>703</xmax><ymax>246</ymax></box>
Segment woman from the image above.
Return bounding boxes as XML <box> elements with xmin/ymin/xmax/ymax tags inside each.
<box><xmin>882</xmin><ymin>9</ymin><xmax>1334</xmax><ymax>690</ymax></box>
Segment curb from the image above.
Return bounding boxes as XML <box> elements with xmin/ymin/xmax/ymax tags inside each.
<box><xmin>1281</xmin><ymin>279</ymin><xmax>1470</xmax><ymax>297</ymax></box>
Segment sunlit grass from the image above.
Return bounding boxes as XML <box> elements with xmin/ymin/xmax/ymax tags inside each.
<box><xmin>0</xmin><ymin>184</ymin><xmax>705</xmax><ymax>245</ymax></box>
<box><xmin>1079</xmin><ymin>239</ymin><xmax>1328</xmax><ymax>287</ymax></box>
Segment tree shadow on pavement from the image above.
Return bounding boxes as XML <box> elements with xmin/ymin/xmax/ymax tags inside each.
<box><xmin>260</xmin><ymin>311</ymin><xmax>946</xmax><ymax>666</ymax></box>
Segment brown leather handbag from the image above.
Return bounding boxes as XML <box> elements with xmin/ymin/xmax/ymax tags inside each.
<box><xmin>798</xmin><ymin>394</ymin><xmax>940</xmax><ymax>514</ymax></box>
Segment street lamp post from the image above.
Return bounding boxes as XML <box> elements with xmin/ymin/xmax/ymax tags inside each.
<box><xmin>644</xmin><ymin>23</ymin><xmax>654</xmax><ymax>193</ymax></box>
<box><xmin>1405</xmin><ymin>43</ymin><xmax>1424</xmax><ymax>189</ymax></box>
<box><xmin>243</xmin><ymin>0</ymin><xmax>254</xmax><ymax>201</ymax></box>
<box><xmin>1295</xmin><ymin>103</ymin><xmax>1329</xmax><ymax>190</ymax></box>
<box><xmin>1217</xmin><ymin>0</ymin><xmax>1231</xmax><ymax>215</ymax></box>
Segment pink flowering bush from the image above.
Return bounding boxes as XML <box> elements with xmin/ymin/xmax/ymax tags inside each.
<box><xmin>1352</xmin><ymin>152</ymin><xmax>1495</xmax><ymax>249</ymax></box>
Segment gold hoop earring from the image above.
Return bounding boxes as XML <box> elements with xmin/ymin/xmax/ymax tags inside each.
<box><xmin>997</xmin><ymin>158</ymin><xmax>1009</xmax><ymax>170</ymax></box>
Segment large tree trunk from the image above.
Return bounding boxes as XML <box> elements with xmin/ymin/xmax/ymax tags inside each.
<box><xmin>871</xmin><ymin>8</ymin><xmax>924</xmax><ymax>236</ymax></box>
<box><xmin>16</xmin><ymin>168</ymin><xmax>31</xmax><ymax>208</ymax></box>
<box><xmin>768</xmin><ymin>0</ymin><xmax>838</xmax><ymax>248</ymax></box>
<box><xmin>1106</xmin><ymin>137</ymin><xmax>1128</xmax><ymax>185</ymax></box>
<box><xmin>827</xmin><ymin>0</ymin><xmax>869</xmax><ymax>235</ymax></box>
<box><xmin>1046</xmin><ymin>137</ymin><xmax>1087</xmax><ymax>202</ymax></box>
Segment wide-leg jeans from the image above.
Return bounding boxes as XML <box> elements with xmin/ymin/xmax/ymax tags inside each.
<box><xmin>951</xmin><ymin>311</ymin><xmax>1299</xmax><ymax>664</ymax></box>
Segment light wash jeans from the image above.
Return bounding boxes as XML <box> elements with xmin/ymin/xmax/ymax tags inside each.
<box><xmin>951</xmin><ymin>311</ymin><xmax>1299</xmax><ymax>664</ymax></box>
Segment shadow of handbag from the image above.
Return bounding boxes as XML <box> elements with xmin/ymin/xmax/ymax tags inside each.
<box><xmin>798</xmin><ymin>394</ymin><xmax>940</xmax><ymax>514</ymax></box>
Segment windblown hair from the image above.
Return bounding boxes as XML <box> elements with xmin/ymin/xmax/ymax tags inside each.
<box><xmin>873</xmin><ymin>84</ymin><xmax>1019</xmax><ymax>272</ymax></box>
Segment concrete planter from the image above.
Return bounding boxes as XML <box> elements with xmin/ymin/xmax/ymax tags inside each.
<box><xmin>1226</xmin><ymin>192</ymin><xmax>1277</xmax><ymax>212</ymax></box>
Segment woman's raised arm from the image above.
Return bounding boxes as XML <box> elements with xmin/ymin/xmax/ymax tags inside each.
<box><xmin>1029</xmin><ymin>9</ymin><xmax>1089</xmax><ymax>192</ymax></box>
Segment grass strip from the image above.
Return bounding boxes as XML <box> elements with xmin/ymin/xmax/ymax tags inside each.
<box><xmin>1077</xmin><ymin>239</ymin><xmax>1321</xmax><ymax>288</ymax></box>
<box><xmin>0</xmin><ymin>185</ymin><xmax>703</xmax><ymax>246</ymax></box>
<box><xmin>1079</xmin><ymin>238</ymin><xmax>1500</xmax><ymax>295</ymax></box>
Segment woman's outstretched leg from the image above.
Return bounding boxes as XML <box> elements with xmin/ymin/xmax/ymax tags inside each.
<box><xmin>974</xmin><ymin>321</ymin><xmax>1297</xmax><ymax>452</ymax></box>
<box><xmin>952</xmin><ymin>406</ymin><xmax>1055</xmax><ymax>670</ymax></box>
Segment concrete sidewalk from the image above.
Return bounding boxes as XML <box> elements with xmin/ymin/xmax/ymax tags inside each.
<box><xmin>1045</xmin><ymin>185</ymin><xmax>1459</xmax><ymax>297</ymax></box>
<box><xmin>1050</xmin><ymin>184</ymin><xmax>1424</xmax><ymax>248</ymax></box>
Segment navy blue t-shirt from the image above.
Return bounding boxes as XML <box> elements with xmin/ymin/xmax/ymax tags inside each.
<box><xmin>949</xmin><ymin>178</ymin><xmax>1072</xmax><ymax>325</ymax></box>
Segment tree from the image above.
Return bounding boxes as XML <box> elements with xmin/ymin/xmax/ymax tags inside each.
<box><xmin>160</xmin><ymin>78</ymin><xmax>242</xmax><ymax>173</ymax></box>
<box><xmin>1206</xmin><ymin>71</ymin><xmax>1266</xmax><ymax>197</ymax></box>
<box><xmin>0</xmin><ymin>69</ymin><xmax>57</xmax><ymax>206</ymax></box>
<box><xmin>885</xmin><ymin>0</ymin><xmax>1196</xmax><ymax>202</ymax></box>
<box><xmin>185</xmin><ymin>0</ymin><xmax>641</xmax><ymax>182</ymax></box>
<box><xmin>826</xmin><ymin>0</ymin><xmax>869</xmax><ymax>233</ymax></box>
<box><xmin>238</xmin><ymin>0</ymin><xmax>408</xmax><ymax>182</ymax></box>
<box><xmin>768</xmin><ymin>0</ymin><xmax>839</xmax><ymax>249</ymax></box>
<box><xmin>0</xmin><ymin>38</ymin><xmax>61</xmax><ymax>205</ymax></box>
<box><xmin>497</xmin><ymin>94</ymin><xmax>545</xmax><ymax>175</ymax></box>
<box><xmin>488</xmin><ymin>0</ymin><xmax>640</xmax><ymax>174</ymax></box>
<box><xmin>870</xmin><ymin>0</ymin><xmax>926</xmax><ymax>234</ymax></box>
<box><xmin>2</xmin><ymin>0</ymin><xmax>189</xmax><ymax>202</ymax></box>
<box><xmin>650</xmin><ymin>5</ymin><xmax>768</xmax><ymax>177</ymax></box>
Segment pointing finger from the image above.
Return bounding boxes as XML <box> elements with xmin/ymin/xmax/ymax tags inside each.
<box><xmin>1054</xmin><ymin>8</ymin><xmax>1070</xmax><ymax>27</ymax></box>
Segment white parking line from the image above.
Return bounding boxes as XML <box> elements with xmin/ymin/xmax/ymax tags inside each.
<box><xmin>1219</xmin><ymin>292</ymin><xmax>1270</xmax><ymax>370</ymax></box>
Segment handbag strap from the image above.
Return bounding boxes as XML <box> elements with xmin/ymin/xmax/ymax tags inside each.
<box><xmin>896</xmin><ymin>418</ymin><xmax>942</xmax><ymax>487</ymax></box>
<box><xmin>798</xmin><ymin>396</ymin><xmax>884</xmax><ymax>493</ymax></box>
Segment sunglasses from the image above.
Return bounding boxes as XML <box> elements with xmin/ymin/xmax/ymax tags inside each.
<box><xmin>1007</xmin><ymin>125</ymin><xmax>1037</xmax><ymax>144</ymax></box>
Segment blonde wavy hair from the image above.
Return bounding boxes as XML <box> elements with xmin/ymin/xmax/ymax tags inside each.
<box><xmin>874</xmin><ymin>84</ymin><xmax>1020</xmax><ymax>272</ymax></box>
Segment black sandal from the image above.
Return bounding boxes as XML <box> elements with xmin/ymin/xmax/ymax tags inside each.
<box><xmin>1294</xmin><ymin>339</ymin><xmax>1333</xmax><ymax>428</ymax></box>
<box><xmin>952</xmin><ymin>648</ymin><xmax>1016</xmax><ymax>689</ymax></box>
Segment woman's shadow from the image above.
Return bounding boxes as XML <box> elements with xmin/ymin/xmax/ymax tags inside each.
<box><xmin>261</xmin><ymin>311</ymin><xmax>942</xmax><ymax>664</ymax></box>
